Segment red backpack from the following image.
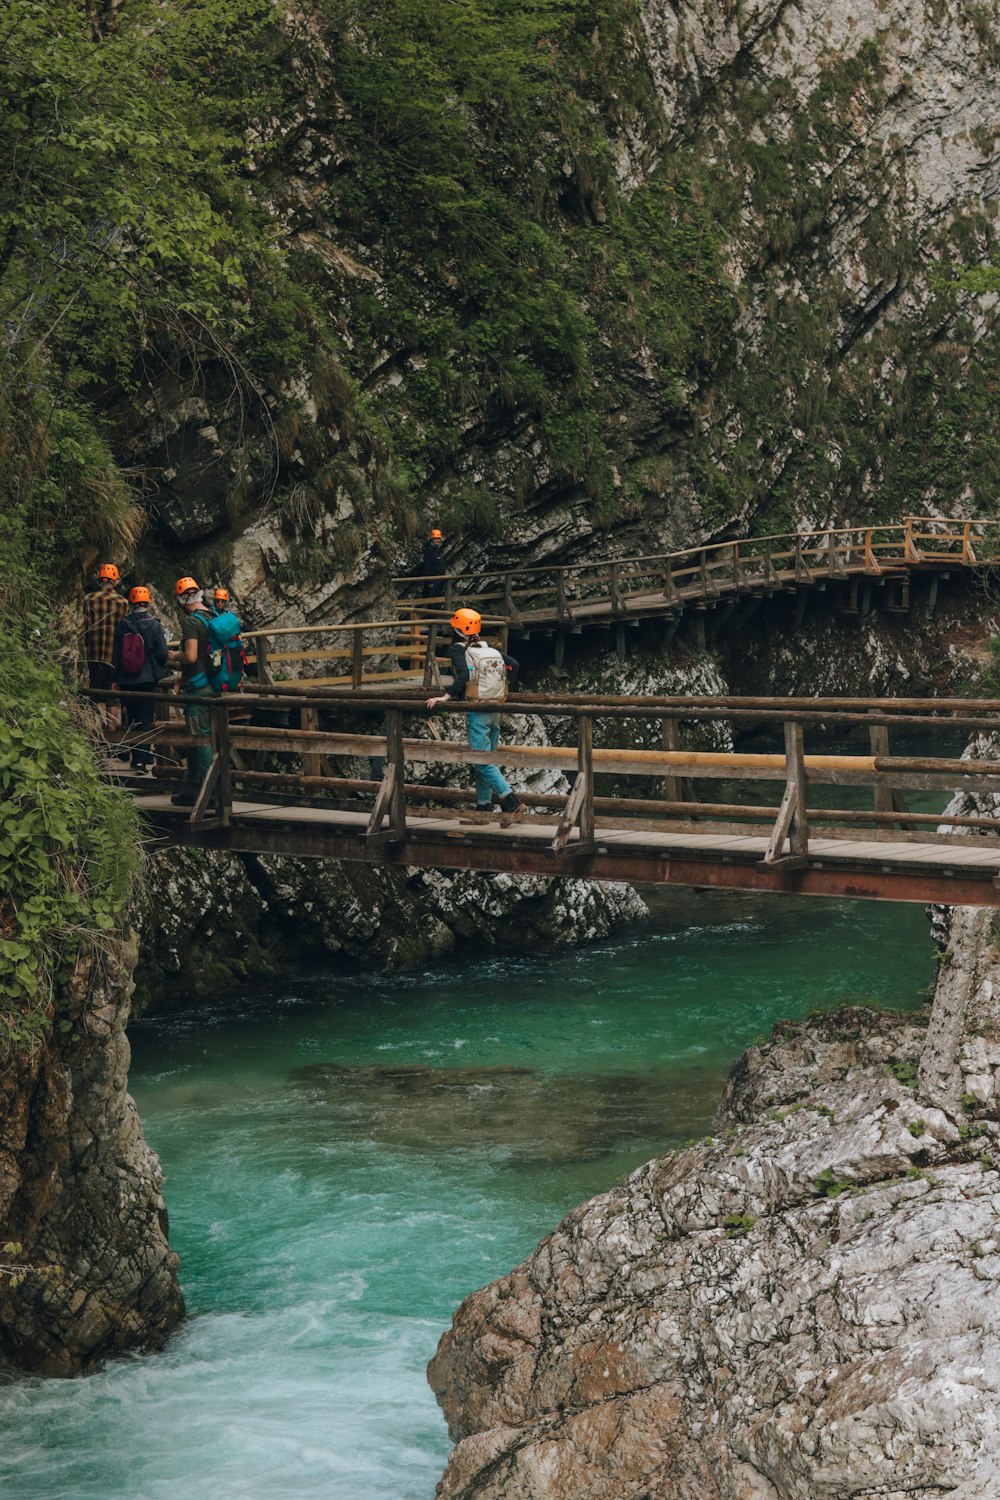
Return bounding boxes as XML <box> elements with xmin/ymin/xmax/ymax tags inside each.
<box><xmin>120</xmin><ymin>619</ymin><xmax>147</xmax><ymax>677</ymax></box>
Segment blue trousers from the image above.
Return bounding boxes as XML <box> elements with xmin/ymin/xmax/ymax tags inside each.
<box><xmin>468</xmin><ymin>712</ymin><xmax>512</xmax><ymax>805</ymax></box>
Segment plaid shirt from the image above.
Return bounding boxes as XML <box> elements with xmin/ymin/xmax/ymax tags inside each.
<box><xmin>83</xmin><ymin>586</ymin><xmax>128</xmax><ymax>666</ymax></box>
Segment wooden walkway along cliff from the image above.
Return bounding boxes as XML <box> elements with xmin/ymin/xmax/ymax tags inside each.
<box><xmin>96</xmin><ymin>687</ymin><xmax>1000</xmax><ymax>908</ymax></box>
<box><xmin>396</xmin><ymin>517</ymin><xmax>996</xmax><ymax>657</ymax></box>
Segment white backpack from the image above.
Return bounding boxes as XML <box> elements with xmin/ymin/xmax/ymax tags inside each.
<box><xmin>465</xmin><ymin>641</ymin><xmax>508</xmax><ymax>702</ymax></box>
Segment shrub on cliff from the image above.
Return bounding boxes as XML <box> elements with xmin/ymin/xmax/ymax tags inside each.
<box><xmin>0</xmin><ymin>628</ymin><xmax>139</xmax><ymax>1055</ymax></box>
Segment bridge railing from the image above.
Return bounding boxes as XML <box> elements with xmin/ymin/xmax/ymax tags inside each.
<box><xmin>235</xmin><ymin>615</ymin><xmax>508</xmax><ymax>692</ymax></box>
<box><xmin>396</xmin><ymin>517</ymin><xmax>1000</xmax><ymax>625</ymax></box>
<box><xmin>94</xmin><ymin>688</ymin><xmax>1000</xmax><ymax>867</ymax></box>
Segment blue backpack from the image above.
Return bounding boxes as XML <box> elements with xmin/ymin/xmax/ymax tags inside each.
<box><xmin>205</xmin><ymin>610</ymin><xmax>245</xmax><ymax>693</ymax></box>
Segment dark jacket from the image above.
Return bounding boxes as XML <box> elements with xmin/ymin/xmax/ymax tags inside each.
<box><xmin>417</xmin><ymin>540</ymin><xmax>447</xmax><ymax>580</ymax></box>
<box><xmin>112</xmin><ymin>608</ymin><xmax>169</xmax><ymax>686</ymax></box>
<box><xmin>445</xmin><ymin>638</ymin><xmax>519</xmax><ymax>702</ymax></box>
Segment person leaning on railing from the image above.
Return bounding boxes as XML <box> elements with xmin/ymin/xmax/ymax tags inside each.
<box><xmin>167</xmin><ymin>577</ymin><xmax>216</xmax><ymax>808</ymax></box>
<box><xmin>426</xmin><ymin>607</ymin><xmax>527</xmax><ymax>827</ymax></box>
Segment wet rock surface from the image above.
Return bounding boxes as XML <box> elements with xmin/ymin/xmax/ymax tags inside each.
<box><xmin>136</xmin><ymin>842</ymin><xmax>647</xmax><ymax>1013</ymax></box>
<box><xmin>428</xmin><ymin>911</ymin><xmax>1000</xmax><ymax>1498</ymax></box>
<box><xmin>0</xmin><ymin>937</ymin><xmax>183</xmax><ymax>1375</ymax></box>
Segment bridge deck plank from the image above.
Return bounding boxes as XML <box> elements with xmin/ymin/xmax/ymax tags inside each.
<box><xmin>134</xmin><ymin>795</ymin><xmax>1000</xmax><ymax>870</ymax></box>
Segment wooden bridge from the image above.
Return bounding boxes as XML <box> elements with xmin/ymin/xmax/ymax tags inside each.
<box><xmin>396</xmin><ymin>516</ymin><xmax>996</xmax><ymax>657</ymax></box>
<box><xmin>231</xmin><ymin>519</ymin><xmax>994</xmax><ymax>696</ymax></box>
<box><xmin>96</xmin><ymin>686</ymin><xmax>1000</xmax><ymax>907</ymax></box>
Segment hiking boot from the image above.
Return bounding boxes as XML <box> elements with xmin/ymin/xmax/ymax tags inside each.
<box><xmin>499</xmin><ymin>800</ymin><xmax>527</xmax><ymax>828</ymax></box>
<box><xmin>170</xmin><ymin>792</ymin><xmax>197</xmax><ymax>807</ymax></box>
<box><xmin>460</xmin><ymin>806</ymin><xmax>494</xmax><ymax>825</ymax></box>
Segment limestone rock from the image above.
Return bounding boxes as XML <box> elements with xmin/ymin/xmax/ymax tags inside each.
<box><xmin>0</xmin><ymin>936</ymin><xmax>183</xmax><ymax>1375</ymax></box>
<box><xmin>429</xmin><ymin>913</ymin><xmax>1000</xmax><ymax>1498</ymax></box>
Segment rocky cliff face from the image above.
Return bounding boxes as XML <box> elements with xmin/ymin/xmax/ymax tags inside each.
<box><xmin>0</xmin><ymin>935</ymin><xmax>183</xmax><ymax>1375</ymax></box>
<box><xmin>121</xmin><ymin>0</ymin><xmax>1000</xmax><ymax>623</ymax></box>
<box><xmin>428</xmin><ymin>898</ymin><xmax>1000</xmax><ymax>1498</ymax></box>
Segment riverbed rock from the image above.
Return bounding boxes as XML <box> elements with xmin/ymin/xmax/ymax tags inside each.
<box><xmin>0</xmin><ymin>935</ymin><xmax>183</xmax><ymax>1375</ymax></box>
<box><xmin>136</xmin><ymin>840</ymin><xmax>646</xmax><ymax>1010</ymax></box>
<box><xmin>428</xmin><ymin>909</ymin><xmax>1000</xmax><ymax>1498</ymax></box>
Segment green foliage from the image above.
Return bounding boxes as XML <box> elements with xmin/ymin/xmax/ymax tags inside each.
<box><xmin>310</xmin><ymin>0</ymin><xmax>730</xmax><ymax>522</ymax></box>
<box><xmin>0</xmin><ymin>0</ymin><xmax>293</xmax><ymax>383</ymax></box>
<box><xmin>812</xmin><ymin>1167</ymin><xmax>850</xmax><ymax>1199</ymax></box>
<box><xmin>907</xmin><ymin>1119</ymin><xmax>926</xmax><ymax>1138</ymax></box>
<box><xmin>889</xmin><ymin>1058</ymin><xmax>919</xmax><ymax>1088</ymax></box>
<box><xmin>723</xmin><ymin>1212</ymin><xmax>757</xmax><ymax>1239</ymax></box>
<box><xmin>0</xmin><ymin>624</ymin><xmax>139</xmax><ymax>1056</ymax></box>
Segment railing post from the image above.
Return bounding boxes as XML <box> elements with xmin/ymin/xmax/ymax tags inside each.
<box><xmin>794</xmin><ymin>537</ymin><xmax>810</xmax><ymax>583</ymax></box>
<box><xmin>556</xmin><ymin>569</ymin><xmax>574</xmax><ymax>624</ymax></box>
<box><xmin>386</xmin><ymin>707</ymin><xmax>406</xmax><ymax>835</ymax></box>
<box><xmin>578</xmin><ymin>713</ymin><xmax>594</xmax><ymax>845</ymax></box>
<box><xmin>761</xmin><ymin>720</ymin><xmax>808</xmax><ymax>867</ymax></box>
<box><xmin>662</xmin><ymin>559</ymin><xmax>679</xmax><ymax>606</ymax></box>
<box><xmin>301</xmin><ymin>706</ymin><xmax>320</xmax><ymax>780</ymax></box>
<box><xmin>610</xmin><ymin>562</ymin><xmax>627</xmax><ymax>617</ymax></box>
<box><xmin>662</xmin><ymin>717</ymin><xmax>682</xmax><ymax>804</ymax></box>
<box><xmin>786</xmin><ymin>720</ymin><xmax>809</xmax><ymax>857</ymax></box>
<box><xmin>255</xmin><ymin>633</ymin><xmax>269</xmax><ymax>685</ymax></box>
<box><xmin>215</xmin><ymin>700</ymin><xmax>232</xmax><ymax>826</ymax></box>
<box><xmin>904</xmin><ymin>517</ymin><xmax>917</xmax><ymax>563</ymax></box>
<box><xmin>444</xmin><ymin>576</ymin><xmax>454</xmax><ymax>614</ymax></box>
<box><xmin>352</xmin><ymin>627</ymin><xmax>363</xmax><ymax>689</ymax></box>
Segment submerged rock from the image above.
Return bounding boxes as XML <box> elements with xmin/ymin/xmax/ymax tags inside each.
<box><xmin>429</xmin><ymin>912</ymin><xmax>1000</xmax><ymax>1498</ymax></box>
<box><xmin>291</xmin><ymin>1060</ymin><xmax>721</xmax><ymax>1167</ymax></box>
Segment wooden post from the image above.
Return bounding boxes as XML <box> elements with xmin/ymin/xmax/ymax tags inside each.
<box><xmin>662</xmin><ymin>718</ymin><xmax>681</xmax><ymax>804</ymax></box>
<box><xmin>422</xmin><ymin>622</ymin><xmax>439</xmax><ymax>689</ymax></box>
<box><xmin>301</xmin><ymin>706</ymin><xmax>320</xmax><ymax>780</ymax></box>
<box><xmin>578</xmin><ymin>713</ymin><xmax>594</xmax><ymax>845</ymax></box>
<box><xmin>255</xmin><ymin>633</ymin><xmax>269</xmax><ymax>685</ymax></box>
<box><xmin>386</xmin><ymin>707</ymin><xmax>406</xmax><ymax>836</ymax></box>
<box><xmin>352</xmin><ymin>627</ymin><xmax>363</xmax><ymax>689</ymax></box>
<box><xmin>216</xmin><ymin>700</ymin><xmax>232</xmax><ymax>826</ymax></box>
<box><xmin>794</xmin><ymin>537</ymin><xmax>811</xmax><ymax>583</ymax></box>
<box><xmin>610</xmin><ymin>562</ymin><xmax>627</xmax><ymax>617</ymax></box>
<box><xmin>786</xmin><ymin>719</ymin><xmax>809</xmax><ymax>857</ymax></box>
<box><xmin>662</xmin><ymin>559</ymin><xmax>679</xmax><ymax>605</ymax></box>
<box><xmin>761</xmin><ymin>720</ymin><xmax>808</xmax><ymax>866</ymax></box>
<box><xmin>556</xmin><ymin>569</ymin><xmax>573</xmax><ymax>624</ymax></box>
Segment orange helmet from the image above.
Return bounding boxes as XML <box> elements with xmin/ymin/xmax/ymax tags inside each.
<box><xmin>213</xmin><ymin>586</ymin><xmax>229</xmax><ymax>603</ymax></box>
<box><xmin>450</xmin><ymin>607</ymin><xmax>481</xmax><ymax>637</ymax></box>
<box><xmin>129</xmin><ymin>586</ymin><xmax>151</xmax><ymax>605</ymax></box>
<box><xmin>98</xmin><ymin>563</ymin><xmax>119</xmax><ymax>582</ymax></box>
<box><xmin>175</xmin><ymin>575</ymin><xmax>199</xmax><ymax>597</ymax></box>
<box><xmin>430</xmin><ymin>528</ymin><xmax>443</xmax><ymax>540</ymax></box>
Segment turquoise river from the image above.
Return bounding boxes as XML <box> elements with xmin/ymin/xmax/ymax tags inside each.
<box><xmin>2</xmin><ymin>888</ymin><xmax>934</xmax><ymax>1499</ymax></box>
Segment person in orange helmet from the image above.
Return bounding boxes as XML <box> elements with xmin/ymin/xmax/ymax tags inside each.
<box><xmin>426</xmin><ymin>607</ymin><xmax>526</xmax><ymax>826</ymax></box>
<box><xmin>416</xmin><ymin>527</ymin><xmax>447</xmax><ymax>600</ymax></box>
<box><xmin>111</xmin><ymin>586</ymin><xmax>169</xmax><ymax>773</ymax></box>
<box><xmin>83</xmin><ymin>563</ymin><xmax>127</xmax><ymax>699</ymax></box>
<box><xmin>167</xmin><ymin>576</ymin><xmax>216</xmax><ymax>807</ymax></box>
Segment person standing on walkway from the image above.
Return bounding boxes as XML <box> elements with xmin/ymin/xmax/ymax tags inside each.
<box><xmin>167</xmin><ymin>576</ymin><xmax>216</xmax><ymax>807</ymax></box>
<box><xmin>111</xmin><ymin>586</ymin><xmax>169</xmax><ymax>773</ymax></box>
<box><xmin>426</xmin><ymin>607</ymin><xmax>526</xmax><ymax>826</ymax></box>
<box><xmin>417</xmin><ymin>528</ymin><xmax>447</xmax><ymax>600</ymax></box>
<box><xmin>83</xmin><ymin>563</ymin><xmax>128</xmax><ymax>697</ymax></box>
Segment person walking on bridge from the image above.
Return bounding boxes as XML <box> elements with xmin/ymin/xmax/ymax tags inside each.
<box><xmin>111</xmin><ymin>586</ymin><xmax>168</xmax><ymax>773</ymax></box>
<box><xmin>167</xmin><ymin>577</ymin><xmax>216</xmax><ymax>808</ymax></box>
<box><xmin>426</xmin><ymin>607</ymin><xmax>527</xmax><ymax>827</ymax></box>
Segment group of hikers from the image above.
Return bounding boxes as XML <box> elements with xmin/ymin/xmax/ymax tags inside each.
<box><xmin>82</xmin><ymin>568</ymin><xmax>245</xmax><ymax>805</ymax></box>
<box><xmin>83</xmin><ymin>527</ymin><xmax>529</xmax><ymax>825</ymax></box>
